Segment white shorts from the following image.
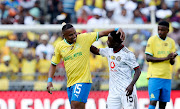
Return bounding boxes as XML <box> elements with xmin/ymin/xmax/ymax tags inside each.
<box><xmin>106</xmin><ymin>90</ymin><xmax>138</xmax><ymax>109</ymax></box>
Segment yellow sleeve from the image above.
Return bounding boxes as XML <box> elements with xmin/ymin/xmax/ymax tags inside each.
<box><xmin>145</xmin><ymin>37</ymin><xmax>153</xmax><ymax>56</ymax></box>
<box><xmin>51</xmin><ymin>44</ymin><xmax>62</xmax><ymax>65</ymax></box>
<box><xmin>170</xmin><ymin>39</ymin><xmax>176</xmax><ymax>53</ymax></box>
<box><xmin>83</xmin><ymin>32</ymin><xmax>99</xmax><ymax>46</ymax></box>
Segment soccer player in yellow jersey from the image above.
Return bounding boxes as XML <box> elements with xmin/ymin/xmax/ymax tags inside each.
<box><xmin>145</xmin><ymin>21</ymin><xmax>178</xmax><ymax>109</ymax></box>
<box><xmin>47</xmin><ymin>23</ymin><xmax>124</xmax><ymax>109</ymax></box>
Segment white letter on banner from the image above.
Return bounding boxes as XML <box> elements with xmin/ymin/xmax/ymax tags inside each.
<box><xmin>8</xmin><ymin>99</ymin><xmax>15</xmax><ymax>109</ymax></box>
<box><xmin>98</xmin><ymin>98</ymin><xmax>106</xmax><ymax>109</ymax></box>
<box><xmin>65</xmin><ymin>99</ymin><xmax>70</xmax><ymax>109</ymax></box>
<box><xmin>86</xmin><ymin>99</ymin><xmax>96</xmax><ymax>109</ymax></box>
<box><xmin>174</xmin><ymin>98</ymin><xmax>180</xmax><ymax>109</ymax></box>
<box><xmin>34</xmin><ymin>99</ymin><xmax>50</xmax><ymax>109</ymax></box>
<box><xmin>21</xmin><ymin>99</ymin><xmax>33</xmax><ymax>109</ymax></box>
<box><xmin>0</xmin><ymin>99</ymin><xmax>7</xmax><ymax>109</ymax></box>
<box><xmin>165</xmin><ymin>99</ymin><xmax>173</xmax><ymax>109</ymax></box>
<box><xmin>138</xmin><ymin>98</ymin><xmax>149</xmax><ymax>109</ymax></box>
<box><xmin>51</xmin><ymin>99</ymin><xmax>64</xmax><ymax>109</ymax></box>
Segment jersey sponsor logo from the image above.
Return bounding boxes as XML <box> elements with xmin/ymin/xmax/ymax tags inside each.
<box><xmin>116</xmin><ymin>56</ymin><xmax>121</xmax><ymax>61</ymax></box>
<box><xmin>110</xmin><ymin>61</ymin><xmax>115</xmax><ymax>69</ymax></box>
<box><xmin>64</xmin><ymin>52</ymin><xmax>82</xmax><ymax>61</ymax></box>
<box><xmin>150</xmin><ymin>93</ymin><xmax>155</xmax><ymax>99</ymax></box>
<box><xmin>111</xmin><ymin>56</ymin><xmax>115</xmax><ymax>60</ymax></box>
<box><xmin>74</xmin><ymin>94</ymin><xmax>79</xmax><ymax>98</ymax></box>
<box><xmin>157</xmin><ymin>51</ymin><xmax>170</xmax><ymax>54</ymax></box>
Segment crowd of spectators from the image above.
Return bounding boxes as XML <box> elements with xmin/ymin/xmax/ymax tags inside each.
<box><xmin>0</xmin><ymin>0</ymin><xmax>179</xmax><ymax>24</ymax></box>
<box><xmin>0</xmin><ymin>0</ymin><xmax>180</xmax><ymax>91</ymax></box>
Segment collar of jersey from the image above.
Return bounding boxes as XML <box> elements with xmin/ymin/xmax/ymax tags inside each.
<box><xmin>157</xmin><ymin>34</ymin><xmax>167</xmax><ymax>41</ymax></box>
<box><xmin>64</xmin><ymin>39</ymin><xmax>74</xmax><ymax>45</ymax></box>
<box><xmin>113</xmin><ymin>45</ymin><xmax>124</xmax><ymax>53</ymax></box>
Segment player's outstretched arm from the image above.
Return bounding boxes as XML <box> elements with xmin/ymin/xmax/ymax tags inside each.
<box><xmin>126</xmin><ymin>67</ymin><xmax>141</xmax><ymax>96</ymax></box>
<box><xmin>98</xmin><ymin>28</ymin><xmax>125</xmax><ymax>41</ymax></box>
<box><xmin>47</xmin><ymin>64</ymin><xmax>56</xmax><ymax>94</ymax></box>
<box><xmin>90</xmin><ymin>45</ymin><xmax>100</xmax><ymax>55</ymax></box>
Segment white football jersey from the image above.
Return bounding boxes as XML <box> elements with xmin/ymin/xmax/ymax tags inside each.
<box><xmin>99</xmin><ymin>46</ymin><xmax>139</xmax><ymax>94</ymax></box>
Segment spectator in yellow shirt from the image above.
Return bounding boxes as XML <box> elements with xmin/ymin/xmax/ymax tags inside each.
<box><xmin>21</xmin><ymin>50</ymin><xmax>37</xmax><ymax>81</ymax></box>
<box><xmin>0</xmin><ymin>55</ymin><xmax>18</xmax><ymax>79</ymax></box>
<box><xmin>37</xmin><ymin>52</ymin><xmax>51</xmax><ymax>81</ymax></box>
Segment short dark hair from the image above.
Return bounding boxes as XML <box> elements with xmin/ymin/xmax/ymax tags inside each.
<box><xmin>110</xmin><ymin>31</ymin><xmax>122</xmax><ymax>43</ymax></box>
<box><xmin>62</xmin><ymin>23</ymin><xmax>73</xmax><ymax>32</ymax></box>
<box><xmin>158</xmin><ymin>21</ymin><xmax>169</xmax><ymax>28</ymax></box>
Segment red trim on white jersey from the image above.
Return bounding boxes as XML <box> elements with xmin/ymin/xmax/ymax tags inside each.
<box><xmin>134</xmin><ymin>66</ymin><xmax>140</xmax><ymax>70</ymax></box>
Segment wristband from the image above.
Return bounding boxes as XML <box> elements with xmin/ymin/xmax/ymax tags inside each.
<box><xmin>115</xmin><ymin>28</ymin><xmax>119</xmax><ymax>31</ymax></box>
<box><xmin>47</xmin><ymin>77</ymin><xmax>53</xmax><ymax>82</ymax></box>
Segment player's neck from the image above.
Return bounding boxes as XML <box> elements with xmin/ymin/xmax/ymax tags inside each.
<box><xmin>113</xmin><ymin>44</ymin><xmax>124</xmax><ymax>53</ymax></box>
<box><xmin>160</xmin><ymin>36</ymin><xmax>166</xmax><ymax>40</ymax></box>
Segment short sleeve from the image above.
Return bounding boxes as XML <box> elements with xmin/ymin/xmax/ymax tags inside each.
<box><xmin>51</xmin><ymin>44</ymin><xmax>62</xmax><ymax>65</ymax></box>
<box><xmin>124</xmin><ymin>53</ymin><xmax>139</xmax><ymax>69</ymax></box>
<box><xmin>81</xmin><ymin>32</ymin><xmax>99</xmax><ymax>46</ymax></box>
<box><xmin>170</xmin><ymin>39</ymin><xmax>176</xmax><ymax>53</ymax></box>
<box><xmin>99</xmin><ymin>47</ymin><xmax>109</xmax><ymax>57</ymax></box>
<box><xmin>145</xmin><ymin>37</ymin><xmax>153</xmax><ymax>56</ymax></box>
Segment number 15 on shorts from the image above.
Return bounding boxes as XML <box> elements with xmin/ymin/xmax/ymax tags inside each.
<box><xmin>74</xmin><ymin>84</ymin><xmax>82</xmax><ymax>94</ymax></box>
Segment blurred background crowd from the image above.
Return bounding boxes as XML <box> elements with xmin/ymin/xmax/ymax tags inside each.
<box><xmin>0</xmin><ymin>0</ymin><xmax>180</xmax><ymax>91</ymax></box>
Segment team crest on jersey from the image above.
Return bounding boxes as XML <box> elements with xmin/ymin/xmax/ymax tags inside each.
<box><xmin>164</xmin><ymin>43</ymin><xmax>168</xmax><ymax>46</ymax></box>
<box><xmin>111</xmin><ymin>56</ymin><xmax>115</xmax><ymax>60</ymax></box>
<box><xmin>116</xmin><ymin>56</ymin><xmax>121</xmax><ymax>61</ymax></box>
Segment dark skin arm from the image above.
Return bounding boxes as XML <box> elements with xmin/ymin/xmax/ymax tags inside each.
<box><xmin>126</xmin><ymin>67</ymin><xmax>141</xmax><ymax>96</ymax></box>
<box><xmin>146</xmin><ymin>52</ymin><xmax>177</xmax><ymax>65</ymax></box>
<box><xmin>146</xmin><ymin>54</ymin><xmax>169</xmax><ymax>62</ymax></box>
<box><xmin>47</xmin><ymin>64</ymin><xmax>56</xmax><ymax>94</ymax></box>
<box><xmin>170</xmin><ymin>53</ymin><xmax>177</xmax><ymax>65</ymax></box>
<box><xmin>98</xmin><ymin>28</ymin><xmax>125</xmax><ymax>41</ymax></box>
<box><xmin>90</xmin><ymin>45</ymin><xmax>100</xmax><ymax>55</ymax></box>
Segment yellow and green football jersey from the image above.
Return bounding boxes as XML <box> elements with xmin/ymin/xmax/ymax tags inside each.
<box><xmin>145</xmin><ymin>35</ymin><xmax>176</xmax><ymax>79</ymax></box>
<box><xmin>51</xmin><ymin>32</ymin><xmax>99</xmax><ymax>87</ymax></box>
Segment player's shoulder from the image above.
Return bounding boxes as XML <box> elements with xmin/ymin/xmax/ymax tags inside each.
<box><xmin>78</xmin><ymin>32</ymin><xmax>97</xmax><ymax>37</ymax></box>
<box><xmin>167</xmin><ymin>36</ymin><xmax>175</xmax><ymax>43</ymax></box>
<box><xmin>148</xmin><ymin>35</ymin><xmax>157</xmax><ymax>41</ymax></box>
<box><xmin>122</xmin><ymin>46</ymin><xmax>131</xmax><ymax>54</ymax></box>
<box><xmin>55</xmin><ymin>40</ymin><xmax>65</xmax><ymax>48</ymax></box>
<box><xmin>122</xmin><ymin>47</ymin><xmax>136</xmax><ymax>57</ymax></box>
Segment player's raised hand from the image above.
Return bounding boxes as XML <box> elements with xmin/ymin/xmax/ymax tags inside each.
<box><xmin>125</xmin><ymin>84</ymin><xmax>134</xmax><ymax>96</ymax></box>
<box><xmin>116</xmin><ymin>28</ymin><xmax>125</xmax><ymax>41</ymax></box>
<box><xmin>47</xmin><ymin>82</ymin><xmax>54</xmax><ymax>94</ymax></box>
